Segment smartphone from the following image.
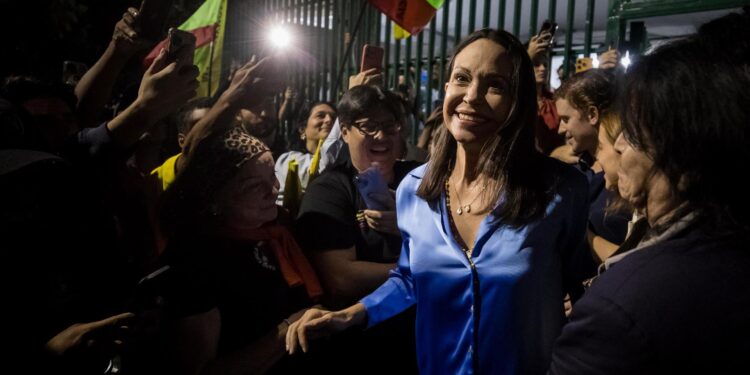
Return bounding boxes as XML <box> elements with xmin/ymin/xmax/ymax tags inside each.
<box><xmin>166</xmin><ymin>28</ymin><xmax>196</xmax><ymax>63</ymax></box>
<box><xmin>354</xmin><ymin>166</ymin><xmax>390</xmax><ymax>210</ymax></box>
<box><xmin>138</xmin><ymin>0</ymin><xmax>172</xmax><ymax>40</ymax></box>
<box><xmin>538</xmin><ymin>20</ymin><xmax>559</xmax><ymax>43</ymax></box>
<box><xmin>360</xmin><ymin>44</ymin><xmax>385</xmax><ymax>73</ymax></box>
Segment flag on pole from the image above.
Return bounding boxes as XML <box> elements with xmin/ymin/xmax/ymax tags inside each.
<box><xmin>144</xmin><ymin>0</ymin><xmax>227</xmax><ymax>97</ymax></box>
<box><xmin>368</xmin><ymin>0</ymin><xmax>444</xmax><ymax>38</ymax></box>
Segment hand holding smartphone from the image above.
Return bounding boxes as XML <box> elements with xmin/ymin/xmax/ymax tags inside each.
<box><xmin>537</xmin><ymin>20</ymin><xmax>558</xmax><ymax>44</ymax></box>
<box><xmin>166</xmin><ymin>28</ymin><xmax>196</xmax><ymax>63</ymax></box>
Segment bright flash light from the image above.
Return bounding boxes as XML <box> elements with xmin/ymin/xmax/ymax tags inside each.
<box><xmin>268</xmin><ymin>26</ymin><xmax>292</xmax><ymax>49</ymax></box>
<box><xmin>621</xmin><ymin>50</ymin><xmax>632</xmax><ymax>69</ymax></box>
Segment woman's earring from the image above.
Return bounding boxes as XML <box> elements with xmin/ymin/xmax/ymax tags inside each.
<box><xmin>301</xmin><ymin>134</ymin><xmax>306</xmax><ymax>140</ymax></box>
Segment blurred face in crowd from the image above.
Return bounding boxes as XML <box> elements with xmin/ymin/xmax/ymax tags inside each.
<box><xmin>444</xmin><ymin>38</ymin><xmax>513</xmax><ymax>149</ymax></box>
<box><xmin>556</xmin><ymin>98</ymin><xmax>599</xmax><ymax>155</ymax></box>
<box><xmin>239</xmin><ymin>96</ymin><xmax>277</xmax><ymax>143</ymax></box>
<box><xmin>533</xmin><ymin>59</ymin><xmax>548</xmax><ymax>85</ymax></box>
<box><xmin>215</xmin><ymin>151</ymin><xmax>279</xmax><ymax>229</ymax></box>
<box><xmin>341</xmin><ymin>108</ymin><xmax>400</xmax><ymax>177</ymax></box>
<box><xmin>596</xmin><ymin>126</ymin><xmax>621</xmax><ymax>191</ymax></box>
<box><xmin>302</xmin><ymin>103</ymin><xmax>336</xmax><ymax>153</ymax></box>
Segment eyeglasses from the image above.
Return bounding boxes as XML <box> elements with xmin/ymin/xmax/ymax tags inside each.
<box><xmin>350</xmin><ymin>120</ymin><xmax>401</xmax><ymax>137</ymax></box>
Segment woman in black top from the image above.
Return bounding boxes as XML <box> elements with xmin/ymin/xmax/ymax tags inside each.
<box><xmin>295</xmin><ymin>85</ymin><xmax>420</xmax><ymax>308</ymax></box>
<box><xmin>294</xmin><ymin>85</ymin><xmax>420</xmax><ymax>372</ymax></box>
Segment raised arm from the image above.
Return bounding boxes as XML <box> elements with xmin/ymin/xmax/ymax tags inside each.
<box><xmin>277</xmin><ymin>86</ymin><xmax>296</xmax><ymax>124</ymax></box>
<box><xmin>105</xmin><ymin>46</ymin><xmax>198</xmax><ymax>149</ymax></box>
<box><xmin>75</xmin><ymin>8</ymin><xmax>152</xmax><ymax>127</ymax></box>
<box><xmin>177</xmin><ymin>56</ymin><xmax>285</xmax><ymax>173</ymax></box>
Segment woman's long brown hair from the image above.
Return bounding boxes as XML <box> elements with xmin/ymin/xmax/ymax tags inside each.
<box><xmin>417</xmin><ymin>28</ymin><xmax>550</xmax><ymax>227</ymax></box>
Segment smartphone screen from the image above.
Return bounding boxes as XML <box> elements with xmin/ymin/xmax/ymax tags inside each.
<box><xmin>360</xmin><ymin>44</ymin><xmax>385</xmax><ymax>73</ymax></box>
<box><xmin>166</xmin><ymin>28</ymin><xmax>196</xmax><ymax>63</ymax></box>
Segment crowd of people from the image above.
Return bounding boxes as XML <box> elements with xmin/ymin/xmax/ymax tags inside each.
<box><xmin>1</xmin><ymin>5</ymin><xmax>749</xmax><ymax>375</ymax></box>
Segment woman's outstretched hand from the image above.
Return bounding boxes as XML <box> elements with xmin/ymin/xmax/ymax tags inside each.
<box><xmin>285</xmin><ymin>303</ymin><xmax>367</xmax><ymax>354</ymax></box>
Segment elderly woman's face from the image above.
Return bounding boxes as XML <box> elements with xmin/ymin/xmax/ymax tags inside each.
<box><xmin>614</xmin><ymin>133</ymin><xmax>659</xmax><ymax>211</ymax></box>
<box><xmin>444</xmin><ymin>38</ymin><xmax>513</xmax><ymax>147</ymax></box>
<box><xmin>341</xmin><ymin>108</ymin><xmax>400</xmax><ymax>173</ymax></box>
<box><xmin>215</xmin><ymin>151</ymin><xmax>279</xmax><ymax>229</ymax></box>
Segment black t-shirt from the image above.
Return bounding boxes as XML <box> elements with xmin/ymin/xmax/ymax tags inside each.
<box><xmin>295</xmin><ymin>159</ymin><xmax>422</xmax><ymax>263</ymax></box>
<box><xmin>294</xmin><ymin>158</ymin><xmax>421</xmax><ymax>374</ymax></box>
<box><xmin>161</xmin><ymin>235</ymin><xmax>309</xmax><ymax>355</ymax></box>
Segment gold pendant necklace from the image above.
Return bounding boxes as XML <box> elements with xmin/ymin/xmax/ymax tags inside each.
<box><xmin>447</xmin><ymin>176</ymin><xmax>486</xmax><ymax>215</ymax></box>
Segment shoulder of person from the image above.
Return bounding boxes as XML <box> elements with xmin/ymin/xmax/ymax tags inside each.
<box><xmin>543</xmin><ymin>155</ymin><xmax>589</xmax><ymax>197</ymax></box>
<box><xmin>394</xmin><ymin>163</ymin><xmax>429</xmax><ymax>209</ymax></box>
<box><xmin>585</xmin><ymin>230</ymin><xmax>744</xmax><ymax>325</ymax></box>
<box><xmin>398</xmin><ymin>163</ymin><xmax>427</xmax><ymax>187</ymax></box>
<box><xmin>303</xmin><ymin>166</ymin><xmax>354</xmax><ymax>200</ymax></box>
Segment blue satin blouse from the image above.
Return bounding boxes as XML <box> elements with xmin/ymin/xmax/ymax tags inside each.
<box><xmin>361</xmin><ymin>161</ymin><xmax>590</xmax><ymax>374</ymax></box>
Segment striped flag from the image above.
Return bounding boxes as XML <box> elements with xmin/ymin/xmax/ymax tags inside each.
<box><xmin>368</xmin><ymin>0</ymin><xmax>444</xmax><ymax>38</ymax></box>
<box><xmin>144</xmin><ymin>0</ymin><xmax>227</xmax><ymax>97</ymax></box>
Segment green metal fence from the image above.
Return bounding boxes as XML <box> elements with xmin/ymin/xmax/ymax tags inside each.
<box><xmin>224</xmin><ymin>0</ymin><xmax>749</xmax><ymax>145</ymax></box>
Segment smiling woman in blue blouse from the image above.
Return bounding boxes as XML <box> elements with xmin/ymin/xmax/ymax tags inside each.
<box><xmin>286</xmin><ymin>28</ymin><xmax>593</xmax><ymax>374</ymax></box>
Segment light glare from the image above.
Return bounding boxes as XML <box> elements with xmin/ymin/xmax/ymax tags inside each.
<box><xmin>621</xmin><ymin>50</ymin><xmax>632</xmax><ymax>69</ymax></box>
<box><xmin>268</xmin><ymin>26</ymin><xmax>292</xmax><ymax>49</ymax></box>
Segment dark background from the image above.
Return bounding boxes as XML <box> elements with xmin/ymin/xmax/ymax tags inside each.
<box><xmin>0</xmin><ymin>0</ymin><xmax>203</xmax><ymax>82</ymax></box>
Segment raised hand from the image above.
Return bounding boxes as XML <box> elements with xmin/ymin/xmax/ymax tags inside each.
<box><xmin>220</xmin><ymin>56</ymin><xmax>286</xmax><ymax>108</ymax></box>
<box><xmin>598</xmin><ymin>48</ymin><xmax>621</xmax><ymax>70</ymax></box>
<box><xmin>112</xmin><ymin>7</ymin><xmax>152</xmax><ymax>57</ymax></box>
<box><xmin>136</xmin><ymin>46</ymin><xmax>200</xmax><ymax>116</ymax></box>
<box><xmin>348</xmin><ymin>68</ymin><xmax>383</xmax><ymax>89</ymax></box>
<box><xmin>528</xmin><ymin>32</ymin><xmax>553</xmax><ymax>61</ymax></box>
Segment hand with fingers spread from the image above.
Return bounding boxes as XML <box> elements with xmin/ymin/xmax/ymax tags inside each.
<box><xmin>528</xmin><ymin>32</ymin><xmax>553</xmax><ymax>61</ymax></box>
<box><xmin>45</xmin><ymin>312</ymin><xmax>135</xmax><ymax>357</ymax></box>
<box><xmin>112</xmin><ymin>7</ymin><xmax>153</xmax><ymax>57</ymax></box>
<box><xmin>285</xmin><ymin>303</ymin><xmax>368</xmax><ymax>355</ymax></box>
<box><xmin>220</xmin><ymin>56</ymin><xmax>286</xmax><ymax>109</ymax></box>
<box><xmin>598</xmin><ymin>48</ymin><xmax>621</xmax><ymax>70</ymax></box>
<box><xmin>348</xmin><ymin>68</ymin><xmax>383</xmax><ymax>90</ymax></box>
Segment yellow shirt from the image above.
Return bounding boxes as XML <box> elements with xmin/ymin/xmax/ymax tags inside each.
<box><xmin>150</xmin><ymin>153</ymin><xmax>181</xmax><ymax>192</ymax></box>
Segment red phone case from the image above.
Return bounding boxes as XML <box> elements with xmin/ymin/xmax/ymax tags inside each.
<box><xmin>360</xmin><ymin>44</ymin><xmax>384</xmax><ymax>73</ymax></box>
